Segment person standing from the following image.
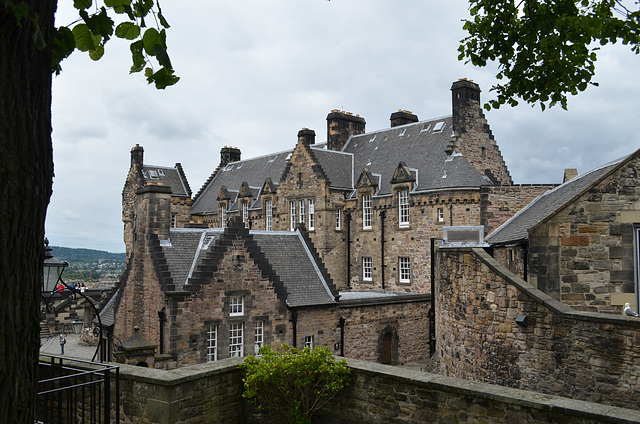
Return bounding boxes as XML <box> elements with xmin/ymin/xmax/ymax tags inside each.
<box><xmin>59</xmin><ymin>334</ymin><xmax>66</xmax><ymax>355</ymax></box>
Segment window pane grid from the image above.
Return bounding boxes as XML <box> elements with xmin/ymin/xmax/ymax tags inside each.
<box><xmin>399</xmin><ymin>191</ymin><xmax>409</xmax><ymax>227</ymax></box>
<box><xmin>230</xmin><ymin>296</ymin><xmax>244</xmax><ymax>316</ymax></box>
<box><xmin>399</xmin><ymin>257</ymin><xmax>411</xmax><ymax>283</ymax></box>
<box><xmin>336</xmin><ymin>208</ymin><xmax>341</xmax><ymax>231</ymax></box>
<box><xmin>299</xmin><ymin>200</ymin><xmax>306</xmax><ymax>224</ymax></box>
<box><xmin>363</xmin><ymin>257</ymin><xmax>372</xmax><ymax>281</ymax></box>
<box><xmin>220</xmin><ymin>205</ymin><xmax>227</xmax><ymax>228</ymax></box>
<box><xmin>254</xmin><ymin>321</ymin><xmax>264</xmax><ymax>355</ymax></box>
<box><xmin>363</xmin><ymin>195</ymin><xmax>372</xmax><ymax>229</ymax></box>
<box><xmin>265</xmin><ymin>199</ymin><xmax>272</xmax><ymax>231</ymax></box>
<box><xmin>308</xmin><ymin>199</ymin><xmax>315</xmax><ymax>230</ymax></box>
<box><xmin>229</xmin><ymin>322</ymin><xmax>244</xmax><ymax>358</ymax></box>
<box><xmin>290</xmin><ymin>201</ymin><xmax>297</xmax><ymax>231</ymax></box>
<box><xmin>207</xmin><ymin>325</ymin><xmax>218</xmax><ymax>362</ymax></box>
<box><xmin>242</xmin><ymin>202</ymin><xmax>249</xmax><ymax>228</ymax></box>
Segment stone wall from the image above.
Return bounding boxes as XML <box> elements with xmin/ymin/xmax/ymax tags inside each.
<box><xmin>113</xmin><ymin>357</ymin><xmax>640</xmax><ymax>424</ymax></box>
<box><xmin>481</xmin><ymin>185</ymin><xmax>555</xmax><ymax>235</ymax></box>
<box><xmin>528</xmin><ymin>155</ymin><xmax>640</xmax><ymax>313</ymax></box>
<box><xmin>436</xmin><ymin>247</ymin><xmax>640</xmax><ymax>409</ymax></box>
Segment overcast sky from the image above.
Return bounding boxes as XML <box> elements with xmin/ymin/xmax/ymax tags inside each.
<box><xmin>45</xmin><ymin>0</ymin><xmax>640</xmax><ymax>253</ymax></box>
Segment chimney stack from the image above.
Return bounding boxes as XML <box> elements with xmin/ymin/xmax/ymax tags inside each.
<box><xmin>390</xmin><ymin>110</ymin><xmax>418</xmax><ymax>127</ymax></box>
<box><xmin>131</xmin><ymin>144</ymin><xmax>144</xmax><ymax>168</ymax></box>
<box><xmin>297</xmin><ymin>128</ymin><xmax>316</xmax><ymax>145</ymax></box>
<box><xmin>220</xmin><ymin>146</ymin><xmax>241</xmax><ymax>167</ymax></box>
<box><xmin>326</xmin><ymin>110</ymin><xmax>366</xmax><ymax>151</ymax></box>
<box><xmin>563</xmin><ymin>168</ymin><xmax>578</xmax><ymax>183</ymax></box>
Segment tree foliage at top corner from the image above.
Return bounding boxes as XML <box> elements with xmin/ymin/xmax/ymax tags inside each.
<box><xmin>3</xmin><ymin>0</ymin><xmax>179</xmax><ymax>89</ymax></box>
<box><xmin>459</xmin><ymin>0</ymin><xmax>640</xmax><ymax>110</ymax></box>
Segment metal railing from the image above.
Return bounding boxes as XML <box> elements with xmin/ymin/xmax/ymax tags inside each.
<box><xmin>36</xmin><ymin>354</ymin><xmax>119</xmax><ymax>424</ymax></box>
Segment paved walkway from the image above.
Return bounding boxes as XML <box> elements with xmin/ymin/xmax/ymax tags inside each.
<box><xmin>40</xmin><ymin>333</ymin><xmax>98</xmax><ymax>361</ymax></box>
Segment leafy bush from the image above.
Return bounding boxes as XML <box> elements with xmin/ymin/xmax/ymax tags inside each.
<box><xmin>240</xmin><ymin>345</ymin><xmax>351</xmax><ymax>424</ymax></box>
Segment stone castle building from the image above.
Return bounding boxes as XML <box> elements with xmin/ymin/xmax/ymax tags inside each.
<box><xmin>113</xmin><ymin>78</ymin><xmax>638</xmax><ymax>383</ymax></box>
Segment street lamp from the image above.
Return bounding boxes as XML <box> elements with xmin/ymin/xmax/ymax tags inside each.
<box><xmin>43</xmin><ymin>238</ymin><xmax>68</xmax><ymax>293</ymax></box>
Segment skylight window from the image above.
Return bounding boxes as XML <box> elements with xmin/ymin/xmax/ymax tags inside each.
<box><xmin>149</xmin><ymin>170</ymin><xmax>159</xmax><ymax>179</ymax></box>
<box><xmin>268</xmin><ymin>156</ymin><xmax>277</xmax><ymax>163</ymax></box>
<box><xmin>224</xmin><ymin>164</ymin><xmax>234</xmax><ymax>171</ymax></box>
<box><xmin>421</xmin><ymin>123</ymin><xmax>431</xmax><ymax>132</ymax></box>
<box><xmin>433</xmin><ymin>122</ymin><xmax>445</xmax><ymax>132</ymax></box>
<box><xmin>236</xmin><ymin>163</ymin><xmax>243</xmax><ymax>169</ymax></box>
<box><xmin>286</xmin><ymin>153</ymin><xmax>292</xmax><ymax>160</ymax></box>
<box><xmin>158</xmin><ymin>169</ymin><xmax>165</xmax><ymax>176</ymax></box>
<box><xmin>202</xmin><ymin>236</ymin><xmax>215</xmax><ymax>250</ymax></box>
<box><xmin>399</xmin><ymin>129</ymin><xmax>406</xmax><ymax>136</ymax></box>
<box><xmin>369</xmin><ymin>134</ymin><xmax>376</xmax><ymax>142</ymax></box>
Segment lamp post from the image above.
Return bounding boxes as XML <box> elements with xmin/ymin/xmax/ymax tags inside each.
<box><xmin>42</xmin><ymin>238</ymin><xmax>68</xmax><ymax>293</ymax></box>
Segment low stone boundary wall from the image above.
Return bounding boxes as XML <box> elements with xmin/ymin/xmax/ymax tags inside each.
<box><xmin>115</xmin><ymin>357</ymin><xmax>640</xmax><ymax>423</ymax></box>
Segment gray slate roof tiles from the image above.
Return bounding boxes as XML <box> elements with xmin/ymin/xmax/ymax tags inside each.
<box><xmin>142</xmin><ymin>165</ymin><xmax>190</xmax><ymax>197</ymax></box>
<box><xmin>159</xmin><ymin>228</ymin><xmax>335</xmax><ymax>307</ymax></box>
<box><xmin>485</xmin><ymin>157</ymin><xmax>627</xmax><ymax>245</ymax></box>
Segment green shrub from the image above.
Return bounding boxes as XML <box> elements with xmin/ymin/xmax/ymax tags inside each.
<box><xmin>240</xmin><ymin>344</ymin><xmax>351</xmax><ymax>424</ymax></box>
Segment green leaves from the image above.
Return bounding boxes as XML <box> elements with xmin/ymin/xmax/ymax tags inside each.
<box><xmin>50</xmin><ymin>0</ymin><xmax>179</xmax><ymax>89</ymax></box>
<box><xmin>459</xmin><ymin>0</ymin><xmax>640</xmax><ymax>110</ymax></box>
<box><xmin>240</xmin><ymin>345</ymin><xmax>351</xmax><ymax>424</ymax></box>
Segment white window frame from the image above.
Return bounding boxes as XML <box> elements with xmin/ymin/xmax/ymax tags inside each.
<box><xmin>171</xmin><ymin>214</ymin><xmax>177</xmax><ymax>229</ymax></box>
<box><xmin>437</xmin><ymin>207</ymin><xmax>444</xmax><ymax>223</ymax></box>
<box><xmin>229</xmin><ymin>296</ymin><xmax>244</xmax><ymax>317</ymax></box>
<box><xmin>220</xmin><ymin>204</ymin><xmax>227</xmax><ymax>229</ymax></box>
<box><xmin>399</xmin><ymin>190</ymin><xmax>409</xmax><ymax>228</ymax></box>
<box><xmin>304</xmin><ymin>335</ymin><xmax>314</xmax><ymax>349</ymax></box>
<box><xmin>254</xmin><ymin>321</ymin><xmax>264</xmax><ymax>355</ymax></box>
<box><xmin>229</xmin><ymin>322</ymin><xmax>244</xmax><ymax>358</ymax></box>
<box><xmin>308</xmin><ymin>199</ymin><xmax>315</xmax><ymax>231</ymax></box>
<box><xmin>265</xmin><ymin>199</ymin><xmax>272</xmax><ymax>231</ymax></box>
<box><xmin>207</xmin><ymin>325</ymin><xmax>218</xmax><ymax>362</ymax></box>
<box><xmin>299</xmin><ymin>199</ymin><xmax>306</xmax><ymax>224</ymax></box>
<box><xmin>363</xmin><ymin>257</ymin><xmax>372</xmax><ymax>281</ymax></box>
<box><xmin>242</xmin><ymin>202</ymin><xmax>249</xmax><ymax>229</ymax></box>
<box><xmin>336</xmin><ymin>208</ymin><xmax>342</xmax><ymax>231</ymax></box>
<box><xmin>362</xmin><ymin>194</ymin><xmax>372</xmax><ymax>229</ymax></box>
<box><xmin>290</xmin><ymin>201</ymin><xmax>297</xmax><ymax>231</ymax></box>
<box><xmin>399</xmin><ymin>257</ymin><xmax>411</xmax><ymax>283</ymax></box>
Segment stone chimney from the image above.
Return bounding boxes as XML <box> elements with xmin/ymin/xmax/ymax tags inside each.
<box><xmin>220</xmin><ymin>146</ymin><xmax>241</xmax><ymax>167</ymax></box>
<box><xmin>563</xmin><ymin>168</ymin><xmax>578</xmax><ymax>183</ymax></box>
<box><xmin>131</xmin><ymin>144</ymin><xmax>144</xmax><ymax>168</ymax></box>
<box><xmin>390</xmin><ymin>110</ymin><xmax>418</xmax><ymax>127</ymax></box>
<box><xmin>135</xmin><ymin>182</ymin><xmax>172</xmax><ymax>241</ymax></box>
<box><xmin>297</xmin><ymin>128</ymin><xmax>316</xmax><ymax>145</ymax></box>
<box><xmin>326</xmin><ymin>110</ymin><xmax>366</xmax><ymax>151</ymax></box>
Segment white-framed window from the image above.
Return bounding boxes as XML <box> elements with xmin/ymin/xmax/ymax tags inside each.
<box><xmin>207</xmin><ymin>325</ymin><xmax>218</xmax><ymax>362</ymax></box>
<box><xmin>229</xmin><ymin>322</ymin><xmax>244</xmax><ymax>358</ymax></box>
<box><xmin>363</xmin><ymin>257</ymin><xmax>372</xmax><ymax>281</ymax></box>
<box><xmin>242</xmin><ymin>202</ymin><xmax>249</xmax><ymax>229</ymax></box>
<box><xmin>265</xmin><ymin>199</ymin><xmax>272</xmax><ymax>231</ymax></box>
<box><xmin>304</xmin><ymin>335</ymin><xmax>314</xmax><ymax>349</ymax></box>
<box><xmin>254</xmin><ymin>321</ymin><xmax>264</xmax><ymax>355</ymax></box>
<box><xmin>399</xmin><ymin>257</ymin><xmax>411</xmax><ymax>283</ymax></box>
<box><xmin>220</xmin><ymin>204</ymin><xmax>227</xmax><ymax>229</ymax></box>
<box><xmin>229</xmin><ymin>296</ymin><xmax>244</xmax><ymax>316</ymax></box>
<box><xmin>290</xmin><ymin>201</ymin><xmax>297</xmax><ymax>231</ymax></box>
<box><xmin>308</xmin><ymin>199</ymin><xmax>315</xmax><ymax>231</ymax></box>
<box><xmin>362</xmin><ymin>194</ymin><xmax>372</xmax><ymax>229</ymax></box>
<box><xmin>171</xmin><ymin>214</ymin><xmax>177</xmax><ymax>229</ymax></box>
<box><xmin>437</xmin><ymin>207</ymin><xmax>444</xmax><ymax>223</ymax></box>
<box><xmin>399</xmin><ymin>190</ymin><xmax>409</xmax><ymax>228</ymax></box>
<box><xmin>299</xmin><ymin>200</ymin><xmax>306</xmax><ymax>224</ymax></box>
<box><xmin>336</xmin><ymin>208</ymin><xmax>342</xmax><ymax>231</ymax></box>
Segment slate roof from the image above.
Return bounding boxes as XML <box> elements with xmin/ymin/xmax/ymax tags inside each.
<box><xmin>158</xmin><ymin>228</ymin><xmax>336</xmax><ymax>307</ymax></box>
<box><xmin>191</xmin><ymin>150</ymin><xmax>292</xmax><ymax>215</ymax></box>
<box><xmin>142</xmin><ymin>164</ymin><xmax>191</xmax><ymax>197</ymax></box>
<box><xmin>310</xmin><ymin>148</ymin><xmax>354</xmax><ymax>190</ymax></box>
<box><xmin>343</xmin><ymin>116</ymin><xmax>490</xmax><ymax>196</ymax></box>
<box><xmin>485</xmin><ymin>156</ymin><xmax>628</xmax><ymax>245</ymax></box>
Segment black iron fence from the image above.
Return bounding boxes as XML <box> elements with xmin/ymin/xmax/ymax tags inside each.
<box><xmin>37</xmin><ymin>354</ymin><xmax>119</xmax><ymax>424</ymax></box>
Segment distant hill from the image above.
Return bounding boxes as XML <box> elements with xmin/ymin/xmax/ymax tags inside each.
<box><xmin>51</xmin><ymin>246</ymin><xmax>125</xmax><ymax>262</ymax></box>
<box><xmin>51</xmin><ymin>246</ymin><xmax>125</xmax><ymax>283</ymax></box>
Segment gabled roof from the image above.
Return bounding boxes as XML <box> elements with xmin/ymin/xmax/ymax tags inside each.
<box><xmin>310</xmin><ymin>148</ymin><xmax>354</xmax><ymax>189</ymax></box>
<box><xmin>343</xmin><ymin>116</ymin><xmax>490</xmax><ymax>196</ymax></box>
<box><xmin>141</xmin><ymin>164</ymin><xmax>191</xmax><ymax>198</ymax></box>
<box><xmin>191</xmin><ymin>150</ymin><xmax>292</xmax><ymax>215</ymax></box>
<box><xmin>157</xmin><ymin>225</ymin><xmax>337</xmax><ymax>307</ymax></box>
<box><xmin>486</xmin><ymin>153</ymin><xmax>633</xmax><ymax>246</ymax></box>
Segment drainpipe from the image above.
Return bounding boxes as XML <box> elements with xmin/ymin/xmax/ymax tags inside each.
<box><xmin>339</xmin><ymin>317</ymin><xmax>345</xmax><ymax>356</ymax></box>
<box><xmin>449</xmin><ymin>202</ymin><xmax>453</xmax><ymax>226</ymax></box>
<box><xmin>522</xmin><ymin>239</ymin><xmax>528</xmax><ymax>282</ymax></box>
<box><xmin>346</xmin><ymin>212</ymin><xmax>352</xmax><ymax>289</ymax></box>
<box><xmin>380</xmin><ymin>210</ymin><xmax>386</xmax><ymax>292</ymax></box>
<box><xmin>290</xmin><ymin>309</ymin><xmax>298</xmax><ymax>348</ymax></box>
<box><xmin>158</xmin><ymin>306</ymin><xmax>166</xmax><ymax>354</ymax></box>
<box><xmin>429</xmin><ymin>238</ymin><xmax>437</xmax><ymax>357</ymax></box>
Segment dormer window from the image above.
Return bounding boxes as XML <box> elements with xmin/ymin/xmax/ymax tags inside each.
<box><xmin>265</xmin><ymin>199</ymin><xmax>272</xmax><ymax>231</ymax></box>
<box><xmin>242</xmin><ymin>202</ymin><xmax>249</xmax><ymax>229</ymax></box>
<box><xmin>220</xmin><ymin>204</ymin><xmax>227</xmax><ymax>228</ymax></box>
<box><xmin>362</xmin><ymin>194</ymin><xmax>372</xmax><ymax>230</ymax></box>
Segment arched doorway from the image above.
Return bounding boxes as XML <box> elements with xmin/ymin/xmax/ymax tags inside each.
<box><xmin>382</xmin><ymin>332</ymin><xmax>392</xmax><ymax>364</ymax></box>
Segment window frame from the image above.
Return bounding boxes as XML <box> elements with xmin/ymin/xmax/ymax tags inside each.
<box><xmin>308</xmin><ymin>199</ymin><xmax>315</xmax><ymax>231</ymax></box>
<box><xmin>242</xmin><ymin>202</ymin><xmax>249</xmax><ymax>229</ymax></box>
<box><xmin>220</xmin><ymin>204</ymin><xmax>227</xmax><ymax>229</ymax></box>
<box><xmin>229</xmin><ymin>322</ymin><xmax>244</xmax><ymax>358</ymax></box>
<box><xmin>207</xmin><ymin>324</ymin><xmax>218</xmax><ymax>362</ymax></box>
<box><xmin>398</xmin><ymin>190</ymin><xmax>409</xmax><ymax>228</ymax></box>
<box><xmin>254</xmin><ymin>321</ymin><xmax>264</xmax><ymax>355</ymax></box>
<box><xmin>362</xmin><ymin>194</ymin><xmax>372</xmax><ymax>230</ymax></box>
<box><xmin>363</xmin><ymin>256</ymin><xmax>373</xmax><ymax>281</ymax></box>
<box><xmin>299</xmin><ymin>199</ymin><xmax>306</xmax><ymax>224</ymax></box>
<box><xmin>399</xmin><ymin>257</ymin><xmax>411</xmax><ymax>283</ymax></box>
<box><xmin>290</xmin><ymin>201</ymin><xmax>297</xmax><ymax>231</ymax></box>
<box><xmin>437</xmin><ymin>207</ymin><xmax>444</xmax><ymax>223</ymax></box>
<box><xmin>336</xmin><ymin>208</ymin><xmax>342</xmax><ymax>231</ymax></box>
<box><xmin>265</xmin><ymin>199</ymin><xmax>272</xmax><ymax>231</ymax></box>
<box><xmin>229</xmin><ymin>296</ymin><xmax>244</xmax><ymax>317</ymax></box>
<box><xmin>304</xmin><ymin>335</ymin><xmax>314</xmax><ymax>349</ymax></box>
